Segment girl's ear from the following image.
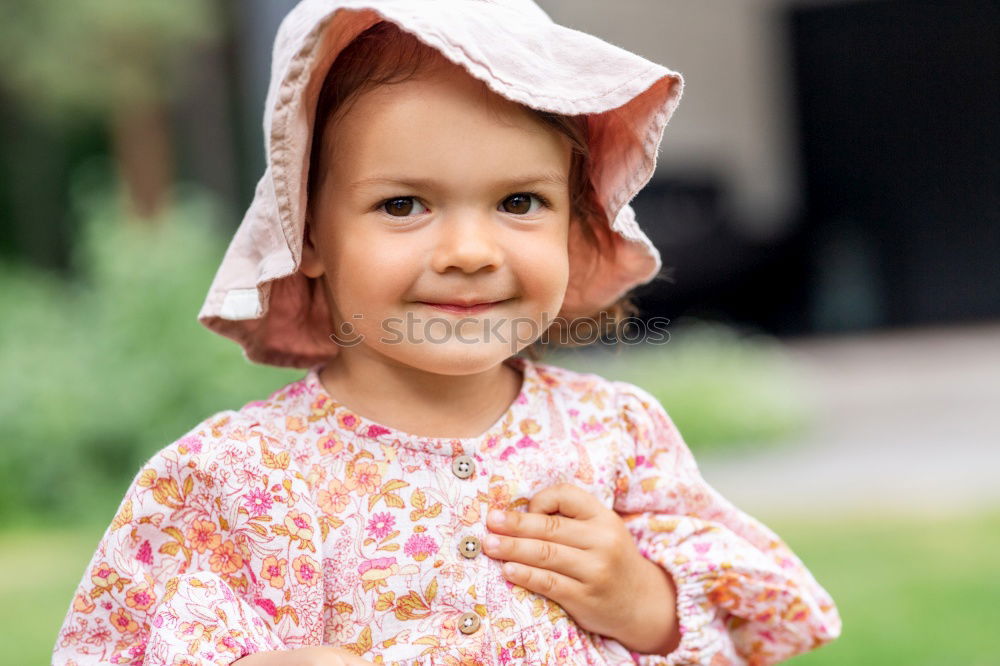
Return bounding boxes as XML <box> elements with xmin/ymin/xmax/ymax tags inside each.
<box><xmin>300</xmin><ymin>217</ymin><xmax>325</xmax><ymax>278</ymax></box>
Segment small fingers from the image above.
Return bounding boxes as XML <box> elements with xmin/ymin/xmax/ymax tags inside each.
<box><xmin>483</xmin><ymin>534</ymin><xmax>589</xmax><ymax>581</ymax></box>
<box><xmin>487</xmin><ymin>508</ymin><xmax>591</xmax><ymax>549</ymax></box>
<box><xmin>500</xmin><ymin>560</ymin><xmax>581</xmax><ymax>601</ymax></box>
<box><xmin>527</xmin><ymin>482</ymin><xmax>601</xmax><ymax>520</ymax></box>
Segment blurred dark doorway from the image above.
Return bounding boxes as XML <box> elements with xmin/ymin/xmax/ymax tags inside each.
<box><xmin>632</xmin><ymin>0</ymin><xmax>999</xmax><ymax>337</ymax></box>
<box><xmin>789</xmin><ymin>0</ymin><xmax>1000</xmax><ymax>331</ymax></box>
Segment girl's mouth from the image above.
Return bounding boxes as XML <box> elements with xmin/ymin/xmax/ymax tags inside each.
<box><xmin>416</xmin><ymin>300</ymin><xmax>507</xmax><ymax>315</ymax></box>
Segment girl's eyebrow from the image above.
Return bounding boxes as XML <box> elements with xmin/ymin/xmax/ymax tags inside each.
<box><xmin>350</xmin><ymin>171</ymin><xmax>568</xmax><ymax>191</ymax></box>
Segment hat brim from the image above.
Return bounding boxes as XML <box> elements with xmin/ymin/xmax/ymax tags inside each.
<box><xmin>198</xmin><ymin>0</ymin><xmax>683</xmax><ymax>367</ymax></box>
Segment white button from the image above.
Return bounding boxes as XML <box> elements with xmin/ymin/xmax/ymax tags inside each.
<box><xmin>459</xmin><ymin>536</ymin><xmax>482</xmax><ymax>559</ymax></box>
<box><xmin>451</xmin><ymin>455</ymin><xmax>475</xmax><ymax>479</ymax></box>
<box><xmin>458</xmin><ymin>611</ymin><xmax>481</xmax><ymax>634</ymax></box>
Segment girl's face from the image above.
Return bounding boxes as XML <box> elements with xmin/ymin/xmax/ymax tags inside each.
<box><xmin>301</xmin><ymin>61</ymin><xmax>572</xmax><ymax>376</ymax></box>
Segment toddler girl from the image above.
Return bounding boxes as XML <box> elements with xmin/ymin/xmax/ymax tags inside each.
<box><xmin>53</xmin><ymin>1</ymin><xmax>840</xmax><ymax>664</ymax></box>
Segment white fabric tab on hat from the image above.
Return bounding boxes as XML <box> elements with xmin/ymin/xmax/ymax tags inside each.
<box><xmin>220</xmin><ymin>288</ymin><xmax>262</xmax><ymax>320</ymax></box>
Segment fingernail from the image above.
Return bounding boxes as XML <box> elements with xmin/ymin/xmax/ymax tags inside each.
<box><xmin>485</xmin><ymin>534</ymin><xmax>500</xmax><ymax>550</ymax></box>
<box><xmin>488</xmin><ymin>509</ymin><xmax>505</xmax><ymax>525</ymax></box>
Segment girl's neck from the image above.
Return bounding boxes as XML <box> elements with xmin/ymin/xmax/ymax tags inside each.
<box><xmin>317</xmin><ymin>352</ymin><xmax>523</xmax><ymax>439</ymax></box>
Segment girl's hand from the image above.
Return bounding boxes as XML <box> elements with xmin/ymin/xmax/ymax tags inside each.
<box><xmin>233</xmin><ymin>647</ymin><xmax>375</xmax><ymax>665</ymax></box>
<box><xmin>484</xmin><ymin>483</ymin><xmax>681</xmax><ymax>656</ymax></box>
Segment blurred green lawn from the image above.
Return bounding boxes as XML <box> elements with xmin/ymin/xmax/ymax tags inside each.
<box><xmin>10</xmin><ymin>512</ymin><xmax>997</xmax><ymax>664</ymax></box>
<box><xmin>778</xmin><ymin>512</ymin><xmax>999</xmax><ymax>666</ymax></box>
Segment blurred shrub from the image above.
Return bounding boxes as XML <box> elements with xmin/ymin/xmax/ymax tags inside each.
<box><xmin>0</xmin><ymin>0</ymin><xmax>218</xmax><ymax>121</ymax></box>
<box><xmin>549</xmin><ymin>321</ymin><xmax>815</xmax><ymax>453</ymax></box>
<box><xmin>0</xmin><ymin>177</ymin><xmax>299</xmax><ymax>527</ymax></box>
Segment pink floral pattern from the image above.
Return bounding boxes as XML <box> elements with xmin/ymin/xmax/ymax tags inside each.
<box><xmin>53</xmin><ymin>355</ymin><xmax>840</xmax><ymax>665</ymax></box>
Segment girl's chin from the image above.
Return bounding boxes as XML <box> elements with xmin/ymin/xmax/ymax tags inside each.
<box><xmin>376</xmin><ymin>344</ymin><xmax>525</xmax><ymax>376</ymax></box>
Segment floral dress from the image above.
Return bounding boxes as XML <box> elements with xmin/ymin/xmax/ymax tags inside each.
<box><xmin>53</xmin><ymin>355</ymin><xmax>840</xmax><ymax>665</ymax></box>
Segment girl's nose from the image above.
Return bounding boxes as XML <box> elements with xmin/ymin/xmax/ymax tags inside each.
<box><xmin>429</xmin><ymin>215</ymin><xmax>504</xmax><ymax>274</ymax></box>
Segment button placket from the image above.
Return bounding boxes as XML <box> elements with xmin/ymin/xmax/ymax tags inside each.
<box><xmin>449</xmin><ymin>452</ymin><xmax>487</xmax><ymax>638</ymax></box>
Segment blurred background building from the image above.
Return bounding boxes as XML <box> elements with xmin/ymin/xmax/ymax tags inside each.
<box><xmin>546</xmin><ymin>0</ymin><xmax>1000</xmax><ymax>335</ymax></box>
<box><xmin>4</xmin><ymin>0</ymin><xmax>995</xmax><ymax>336</ymax></box>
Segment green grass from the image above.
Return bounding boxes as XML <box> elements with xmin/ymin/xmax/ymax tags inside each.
<box><xmin>775</xmin><ymin>512</ymin><xmax>1000</xmax><ymax>666</ymax></box>
<box><xmin>10</xmin><ymin>513</ymin><xmax>998</xmax><ymax>664</ymax></box>
<box><xmin>0</xmin><ymin>526</ymin><xmax>106</xmax><ymax>664</ymax></box>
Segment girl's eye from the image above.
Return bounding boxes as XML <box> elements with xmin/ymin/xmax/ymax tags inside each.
<box><xmin>380</xmin><ymin>197</ymin><xmax>428</xmax><ymax>218</ymax></box>
<box><xmin>377</xmin><ymin>192</ymin><xmax>550</xmax><ymax>219</ymax></box>
<box><xmin>500</xmin><ymin>192</ymin><xmax>550</xmax><ymax>216</ymax></box>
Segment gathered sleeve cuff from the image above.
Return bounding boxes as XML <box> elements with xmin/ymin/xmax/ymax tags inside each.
<box><xmin>611</xmin><ymin>382</ymin><xmax>841</xmax><ymax>665</ymax></box>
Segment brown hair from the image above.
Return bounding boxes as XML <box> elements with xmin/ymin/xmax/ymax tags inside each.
<box><xmin>307</xmin><ymin>21</ymin><xmax>640</xmax><ymax>360</ymax></box>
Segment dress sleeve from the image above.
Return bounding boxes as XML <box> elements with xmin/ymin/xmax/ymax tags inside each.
<box><xmin>51</xmin><ymin>411</ymin><xmax>316</xmax><ymax>665</ymax></box>
<box><xmin>610</xmin><ymin>382</ymin><xmax>841</xmax><ymax>665</ymax></box>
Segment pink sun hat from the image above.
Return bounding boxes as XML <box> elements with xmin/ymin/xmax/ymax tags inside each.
<box><xmin>197</xmin><ymin>0</ymin><xmax>685</xmax><ymax>368</ymax></box>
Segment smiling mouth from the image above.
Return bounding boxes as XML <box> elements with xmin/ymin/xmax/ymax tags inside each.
<box><xmin>416</xmin><ymin>300</ymin><xmax>508</xmax><ymax>314</ymax></box>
